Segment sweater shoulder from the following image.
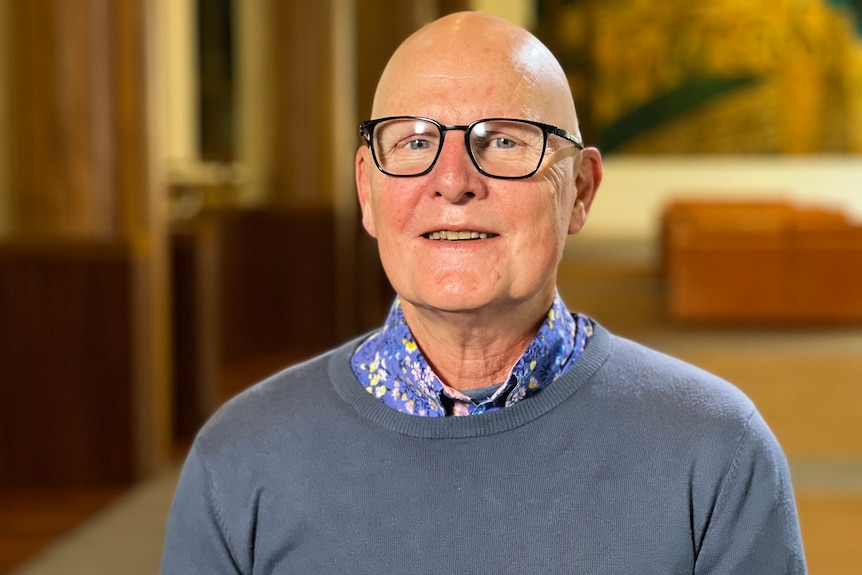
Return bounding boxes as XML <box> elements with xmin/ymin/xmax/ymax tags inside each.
<box><xmin>594</xmin><ymin>333</ymin><xmax>757</xmax><ymax>427</ymax></box>
<box><xmin>191</xmin><ymin>339</ymin><xmax>358</xmax><ymax>456</ymax></box>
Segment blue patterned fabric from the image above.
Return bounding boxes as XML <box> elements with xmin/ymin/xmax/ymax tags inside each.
<box><xmin>351</xmin><ymin>293</ymin><xmax>592</xmax><ymax>416</ymax></box>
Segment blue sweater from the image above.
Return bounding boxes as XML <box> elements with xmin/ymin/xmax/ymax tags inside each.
<box><xmin>161</xmin><ymin>322</ymin><xmax>806</xmax><ymax>574</ymax></box>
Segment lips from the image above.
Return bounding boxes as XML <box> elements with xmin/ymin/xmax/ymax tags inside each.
<box><xmin>423</xmin><ymin>230</ymin><xmax>499</xmax><ymax>241</ymax></box>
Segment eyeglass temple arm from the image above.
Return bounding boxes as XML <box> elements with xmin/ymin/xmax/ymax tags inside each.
<box><xmin>550</xmin><ymin>127</ymin><xmax>584</xmax><ymax>150</ymax></box>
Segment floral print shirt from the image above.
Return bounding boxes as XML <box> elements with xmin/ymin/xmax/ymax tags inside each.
<box><xmin>350</xmin><ymin>293</ymin><xmax>592</xmax><ymax>417</ymax></box>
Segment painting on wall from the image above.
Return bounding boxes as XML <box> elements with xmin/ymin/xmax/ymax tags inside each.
<box><xmin>536</xmin><ymin>0</ymin><xmax>862</xmax><ymax>154</ymax></box>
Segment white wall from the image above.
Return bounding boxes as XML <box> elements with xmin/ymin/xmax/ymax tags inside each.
<box><xmin>579</xmin><ymin>155</ymin><xmax>862</xmax><ymax>247</ymax></box>
<box><xmin>157</xmin><ymin>0</ymin><xmax>199</xmax><ymax>166</ymax></box>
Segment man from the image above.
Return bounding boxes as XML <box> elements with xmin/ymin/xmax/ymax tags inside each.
<box><xmin>161</xmin><ymin>12</ymin><xmax>806</xmax><ymax>574</ymax></box>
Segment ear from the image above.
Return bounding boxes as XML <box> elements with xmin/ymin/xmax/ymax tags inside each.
<box><xmin>568</xmin><ymin>147</ymin><xmax>603</xmax><ymax>235</ymax></box>
<box><xmin>355</xmin><ymin>146</ymin><xmax>378</xmax><ymax>238</ymax></box>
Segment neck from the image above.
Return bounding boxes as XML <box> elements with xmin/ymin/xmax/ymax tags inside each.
<box><xmin>400</xmin><ymin>295</ymin><xmax>553</xmax><ymax>391</ymax></box>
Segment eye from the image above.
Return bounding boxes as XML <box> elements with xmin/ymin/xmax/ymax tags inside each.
<box><xmin>475</xmin><ymin>132</ymin><xmax>524</xmax><ymax>151</ymax></box>
<box><xmin>406</xmin><ymin>138</ymin><xmax>432</xmax><ymax>151</ymax></box>
<box><xmin>489</xmin><ymin>136</ymin><xmax>517</xmax><ymax>149</ymax></box>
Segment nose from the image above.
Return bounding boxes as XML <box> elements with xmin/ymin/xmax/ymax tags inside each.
<box><xmin>429</xmin><ymin>132</ymin><xmax>486</xmax><ymax>203</ymax></box>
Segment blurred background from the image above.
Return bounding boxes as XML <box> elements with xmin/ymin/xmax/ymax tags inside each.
<box><xmin>0</xmin><ymin>0</ymin><xmax>860</xmax><ymax>573</ymax></box>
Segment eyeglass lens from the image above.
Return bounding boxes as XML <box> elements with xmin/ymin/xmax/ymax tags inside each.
<box><xmin>371</xmin><ymin>119</ymin><xmax>547</xmax><ymax>178</ymax></box>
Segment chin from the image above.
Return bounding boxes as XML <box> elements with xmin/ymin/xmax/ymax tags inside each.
<box><xmin>403</xmin><ymin>285</ymin><xmax>497</xmax><ymax>315</ymax></box>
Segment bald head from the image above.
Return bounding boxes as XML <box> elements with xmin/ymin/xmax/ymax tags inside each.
<box><xmin>372</xmin><ymin>12</ymin><xmax>580</xmax><ymax>137</ymax></box>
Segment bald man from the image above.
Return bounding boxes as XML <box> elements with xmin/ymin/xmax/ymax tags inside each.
<box><xmin>161</xmin><ymin>12</ymin><xmax>805</xmax><ymax>574</ymax></box>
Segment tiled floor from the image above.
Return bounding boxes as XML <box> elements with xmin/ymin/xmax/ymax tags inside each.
<box><xmin>0</xmin><ymin>489</ymin><xmax>121</xmax><ymax>573</ymax></box>
<box><xmin>797</xmin><ymin>494</ymin><xmax>862</xmax><ymax>574</ymax></box>
<box><xmin>5</xmin><ymin>469</ymin><xmax>179</xmax><ymax>575</ymax></box>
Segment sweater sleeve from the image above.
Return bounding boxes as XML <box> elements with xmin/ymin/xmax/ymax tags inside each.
<box><xmin>159</xmin><ymin>444</ymin><xmax>246</xmax><ymax>575</ymax></box>
<box><xmin>694</xmin><ymin>409</ymin><xmax>807</xmax><ymax>574</ymax></box>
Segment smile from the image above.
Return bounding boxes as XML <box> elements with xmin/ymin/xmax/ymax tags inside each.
<box><xmin>423</xmin><ymin>230</ymin><xmax>498</xmax><ymax>241</ymax></box>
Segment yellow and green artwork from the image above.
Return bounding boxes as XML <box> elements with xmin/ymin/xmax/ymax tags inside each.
<box><xmin>539</xmin><ymin>0</ymin><xmax>862</xmax><ymax>154</ymax></box>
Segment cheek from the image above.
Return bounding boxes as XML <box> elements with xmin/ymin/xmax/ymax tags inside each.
<box><xmin>543</xmin><ymin>165</ymin><xmax>576</xmax><ymax>232</ymax></box>
<box><xmin>512</xmin><ymin>181</ymin><xmax>572</xmax><ymax>268</ymax></box>
<box><xmin>369</xmin><ymin>183</ymin><xmax>428</xmax><ymax>254</ymax></box>
<box><xmin>369</xmin><ymin>180</ymin><xmax>411</xmax><ymax>231</ymax></box>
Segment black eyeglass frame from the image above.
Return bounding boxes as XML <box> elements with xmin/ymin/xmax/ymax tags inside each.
<box><xmin>359</xmin><ymin>116</ymin><xmax>585</xmax><ymax>180</ymax></box>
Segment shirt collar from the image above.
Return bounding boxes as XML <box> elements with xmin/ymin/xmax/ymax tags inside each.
<box><xmin>350</xmin><ymin>292</ymin><xmax>591</xmax><ymax>417</ymax></box>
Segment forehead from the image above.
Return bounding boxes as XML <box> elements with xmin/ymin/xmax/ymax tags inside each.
<box><xmin>378</xmin><ymin>71</ymin><xmax>536</xmax><ymax>121</ymax></box>
<box><xmin>372</xmin><ymin>25</ymin><xmax>573</xmax><ymax>125</ymax></box>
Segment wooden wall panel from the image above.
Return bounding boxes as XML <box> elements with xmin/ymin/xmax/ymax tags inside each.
<box><xmin>169</xmin><ymin>209</ymin><xmax>339</xmax><ymax>440</ymax></box>
<box><xmin>4</xmin><ymin>0</ymin><xmax>117</xmax><ymax>236</ymax></box>
<box><xmin>268</xmin><ymin>1</ymin><xmax>337</xmax><ymax>209</ymax></box>
<box><xmin>0</xmin><ymin>242</ymin><xmax>135</xmax><ymax>489</ymax></box>
<box><xmin>0</xmin><ymin>0</ymin><xmax>171</xmax><ymax>486</ymax></box>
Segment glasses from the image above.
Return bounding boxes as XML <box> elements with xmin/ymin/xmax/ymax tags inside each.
<box><xmin>359</xmin><ymin>116</ymin><xmax>584</xmax><ymax>180</ymax></box>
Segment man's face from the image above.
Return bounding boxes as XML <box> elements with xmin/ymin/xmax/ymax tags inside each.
<box><xmin>356</xmin><ymin>30</ymin><xmax>587</xmax><ymax>319</ymax></box>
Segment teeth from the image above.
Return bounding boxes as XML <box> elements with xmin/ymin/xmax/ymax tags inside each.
<box><xmin>426</xmin><ymin>230</ymin><xmax>494</xmax><ymax>241</ymax></box>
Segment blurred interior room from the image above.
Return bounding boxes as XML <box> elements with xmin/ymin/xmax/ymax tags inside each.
<box><xmin>1</xmin><ymin>0</ymin><xmax>861</xmax><ymax>573</ymax></box>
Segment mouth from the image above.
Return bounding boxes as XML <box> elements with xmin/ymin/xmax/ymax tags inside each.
<box><xmin>422</xmin><ymin>230</ymin><xmax>499</xmax><ymax>241</ymax></box>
